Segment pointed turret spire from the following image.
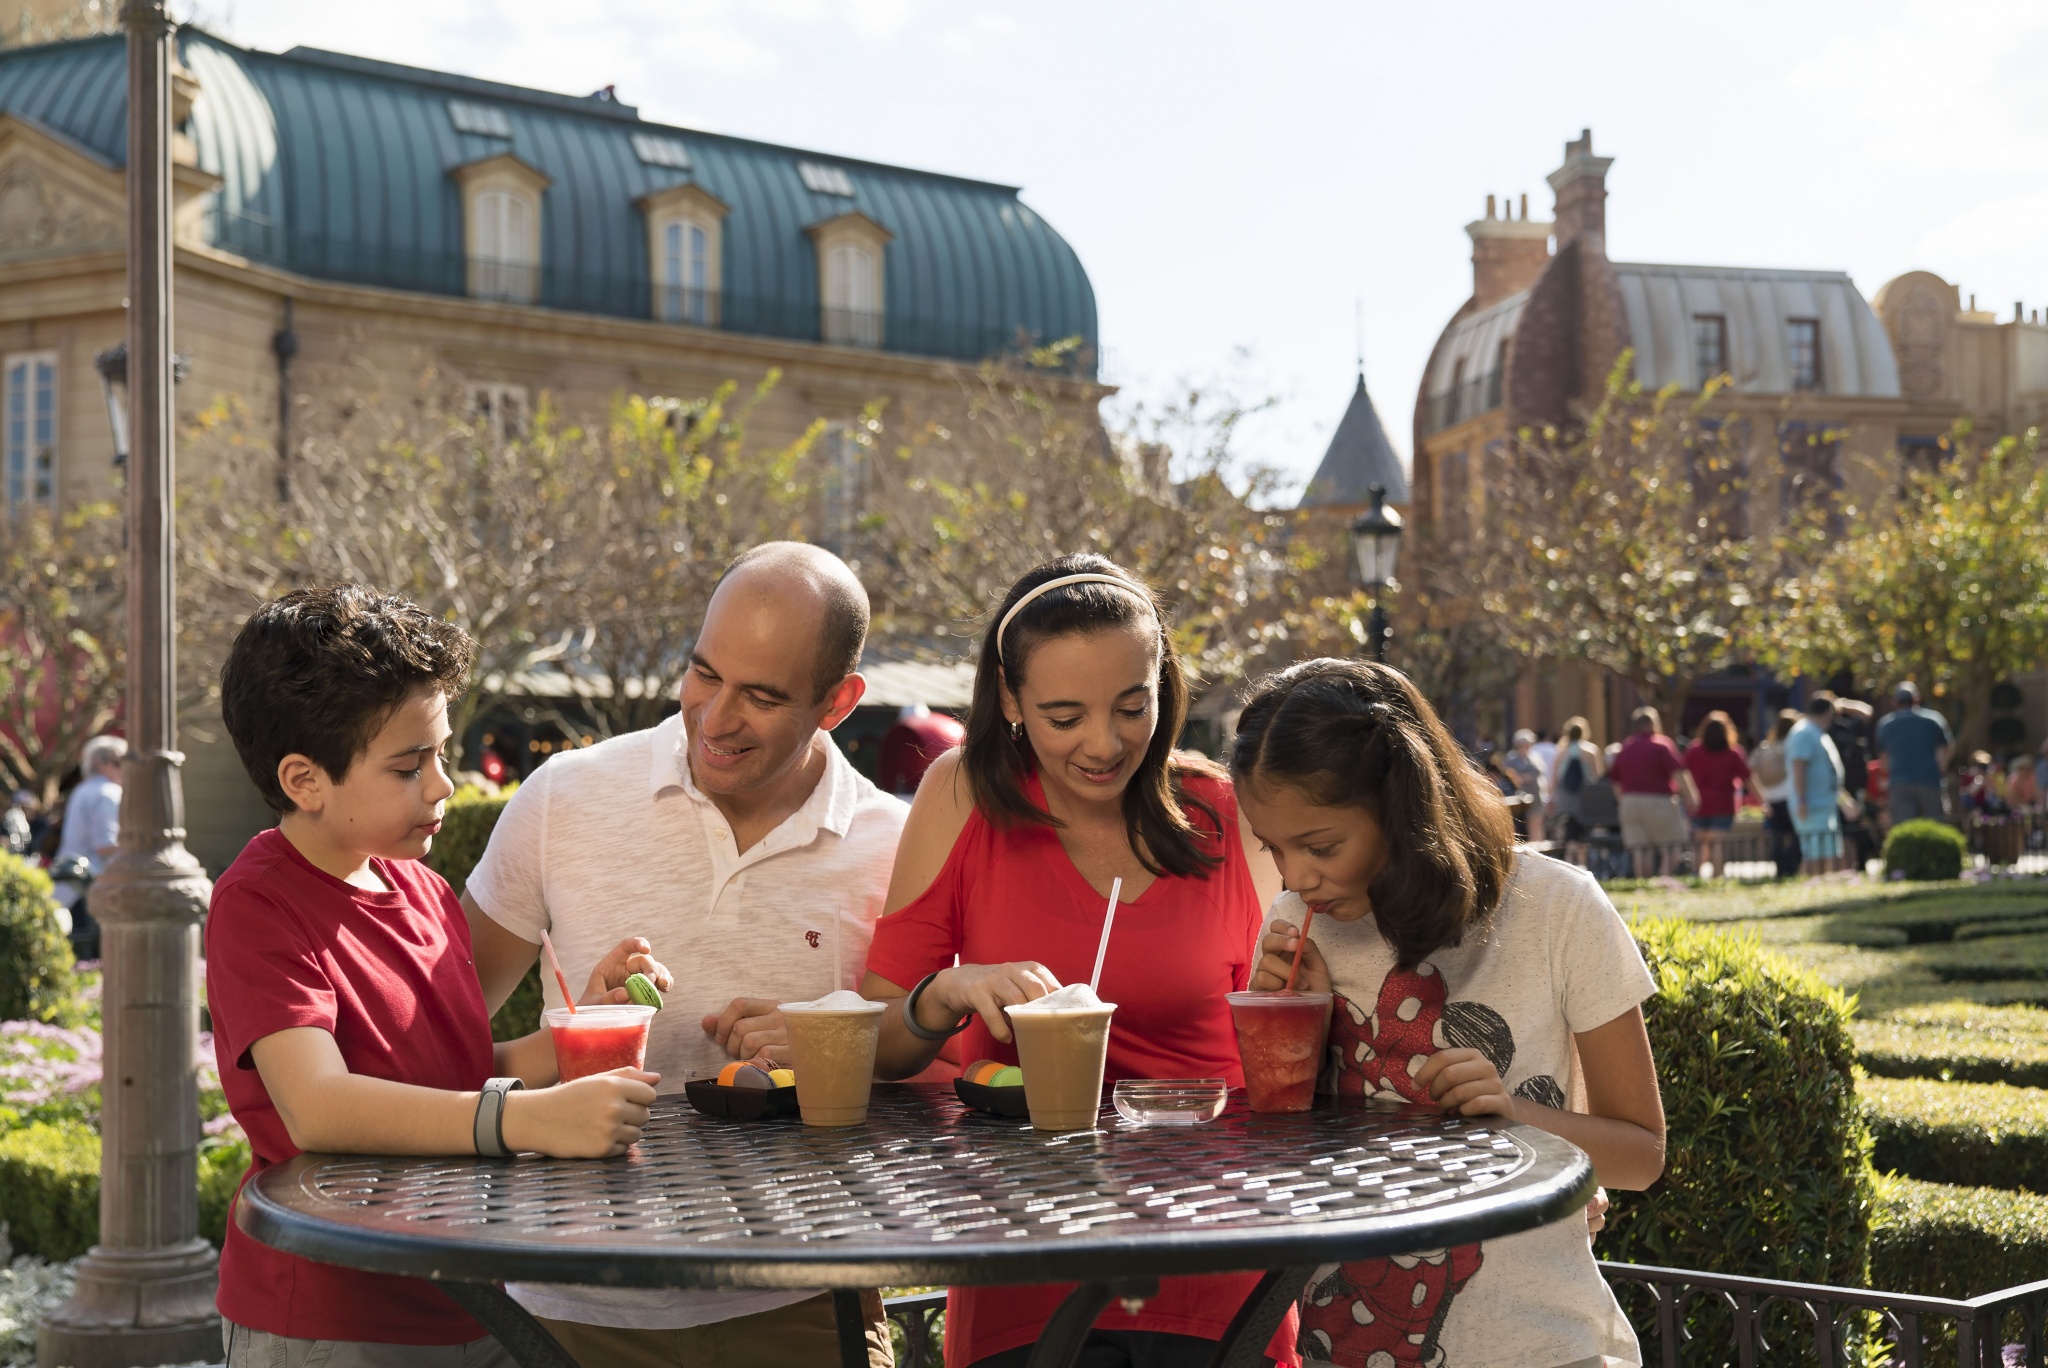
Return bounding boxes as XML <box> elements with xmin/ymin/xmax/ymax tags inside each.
<box><xmin>1299</xmin><ymin>370</ymin><xmax>1408</xmax><ymax>510</ymax></box>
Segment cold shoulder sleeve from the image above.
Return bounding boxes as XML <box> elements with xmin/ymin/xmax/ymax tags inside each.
<box><xmin>863</xmin><ymin>813</ymin><xmax>980</xmax><ymax>991</ymax></box>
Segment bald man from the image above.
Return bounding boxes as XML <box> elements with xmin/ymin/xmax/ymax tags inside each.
<box><xmin>463</xmin><ymin>543</ymin><xmax>903</xmax><ymax>1366</ymax></box>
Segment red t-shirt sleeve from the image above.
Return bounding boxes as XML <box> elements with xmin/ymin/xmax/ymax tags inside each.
<box><xmin>863</xmin><ymin>825</ymin><xmax>972</xmax><ymax>991</ymax></box>
<box><xmin>208</xmin><ymin>882</ymin><xmax>339</xmax><ymax>1071</ymax></box>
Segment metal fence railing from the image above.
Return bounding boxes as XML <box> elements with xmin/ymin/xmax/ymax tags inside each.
<box><xmin>882</xmin><ymin>1268</ymin><xmax>2048</xmax><ymax>1367</ymax></box>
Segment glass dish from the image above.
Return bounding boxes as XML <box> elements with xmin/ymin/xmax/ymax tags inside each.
<box><xmin>1112</xmin><ymin>1078</ymin><xmax>1228</xmax><ymax>1127</ymax></box>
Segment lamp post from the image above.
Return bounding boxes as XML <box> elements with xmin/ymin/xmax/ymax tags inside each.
<box><xmin>39</xmin><ymin>2</ymin><xmax>220</xmax><ymax>1364</ymax></box>
<box><xmin>94</xmin><ymin>343</ymin><xmax>189</xmax><ymax>467</ymax></box>
<box><xmin>1349</xmin><ymin>483</ymin><xmax>1403</xmax><ymax>664</ymax></box>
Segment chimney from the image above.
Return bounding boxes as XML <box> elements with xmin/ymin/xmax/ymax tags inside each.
<box><xmin>1466</xmin><ymin>191</ymin><xmax>1553</xmax><ymax>309</ymax></box>
<box><xmin>1547</xmin><ymin>127</ymin><xmax>1614</xmax><ymax>249</ymax></box>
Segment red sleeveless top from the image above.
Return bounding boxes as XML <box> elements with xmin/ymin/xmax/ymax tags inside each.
<box><xmin>866</xmin><ymin>769</ymin><xmax>1300</xmax><ymax>1367</ymax></box>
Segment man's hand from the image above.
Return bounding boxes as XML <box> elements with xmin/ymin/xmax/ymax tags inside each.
<box><xmin>929</xmin><ymin>962</ymin><xmax>1062</xmax><ymax>1043</ymax></box>
<box><xmin>702</xmin><ymin>999</ymin><xmax>789</xmax><ymax>1064</ymax></box>
<box><xmin>583</xmin><ymin>937</ymin><xmax>672</xmax><ymax>1006</ymax></box>
<box><xmin>1415</xmin><ymin>1048</ymin><xmax>1517</xmax><ymax>1118</ymax></box>
<box><xmin>501</xmin><ymin>1067</ymin><xmax>660</xmax><ymax>1158</ymax></box>
<box><xmin>1248</xmin><ymin>921</ymin><xmax>1330</xmax><ymax>994</ymax></box>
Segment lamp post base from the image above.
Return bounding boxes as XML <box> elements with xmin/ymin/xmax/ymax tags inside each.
<box><xmin>37</xmin><ymin>1239</ymin><xmax>220</xmax><ymax>1368</ymax></box>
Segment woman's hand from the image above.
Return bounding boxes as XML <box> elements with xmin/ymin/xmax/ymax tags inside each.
<box><xmin>1248</xmin><ymin>920</ymin><xmax>1330</xmax><ymax>994</ymax></box>
<box><xmin>582</xmin><ymin>937</ymin><xmax>673</xmax><ymax>1006</ymax></box>
<box><xmin>1414</xmin><ymin>1047</ymin><xmax>1516</xmax><ymax>1118</ymax></box>
<box><xmin>926</xmin><ymin>962</ymin><xmax>1062</xmax><ymax>1043</ymax></box>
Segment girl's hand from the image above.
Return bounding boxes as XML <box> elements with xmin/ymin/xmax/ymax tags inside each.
<box><xmin>583</xmin><ymin>936</ymin><xmax>673</xmax><ymax>1005</ymax></box>
<box><xmin>930</xmin><ymin>962</ymin><xmax>1062</xmax><ymax>1043</ymax></box>
<box><xmin>1249</xmin><ymin>921</ymin><xmax>1330</xmax><ymax>994</ymax></box>
<box><xmin>1415</xmin><ymin>1048</ymin><xmax>1517</xmax><ymax>1118</ymax></box>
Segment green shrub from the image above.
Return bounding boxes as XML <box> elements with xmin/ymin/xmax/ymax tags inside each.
<box><xmin>199</xmin><ymin>1137</ymin><xmax>250</xmax><ymax>1247</ymax></box>
<box><xmin>1884</xmin><ymin>820</ymin><xmax>1969</xmax><ymax>882</ymax></box>
<box><xmin>0</xmin><ymin>852</ymin><xmax>76</xmax><ymax>1024</ymax></box>
<box><xmin>1864</xmin><ymin>1075</ymin><xmax>2048</xmax><ymax>1192</ymax></box>
<box><xmin>1871</xmin><ymin>1176</ymin><xmax>2048</xmax><ymax>1298</ymax></box>
<box><xmin>0</xmin><ymin>1121</ymin><xmax>98</xmax><ymax>1259</ymax></box>
<box><xmin>424</xmin><ymin>785</ymin><xmax>512</xmax><ymax>896</ymax></box>
<box><xmin>491</xmin><ymin>964</ymin><xmax>545</xmax><ymax>1043</ymax></box>
<box><xmin>1852</xmin><ymin>1002</ymin><xmax>2048</xmax><ymax>1088</ymax></box>
<box><xmin>1604</xmin><ymin>918</ymin><xmax>1874</xmax><ymax>1285</ymax></box>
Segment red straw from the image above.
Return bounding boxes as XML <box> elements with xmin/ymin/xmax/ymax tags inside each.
<box><xmin>539</xmin><ymin>929</ymin><xmax>576</xmax><ymax>1014</ymax></box>
<box><xmin>1283</xmin><ymin>904</ymin><xmax>1316</xmax><ymax>992</ymax></box>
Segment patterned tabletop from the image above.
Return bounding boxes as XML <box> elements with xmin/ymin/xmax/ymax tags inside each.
<box><xmin>238</xmin><ymin>1084</ymin><xmax>1594</xmax><ymax>1290</ymax></box>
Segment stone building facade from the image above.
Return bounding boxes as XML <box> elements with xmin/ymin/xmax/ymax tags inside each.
<box><xmin>1411</xmin><ymin>129</ymin><xmax>2048</xmax><ymax>745</ymax></box>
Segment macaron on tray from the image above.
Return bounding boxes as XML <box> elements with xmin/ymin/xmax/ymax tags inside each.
<box><xmin>952</xmin><ymin>1059</ymin><xmax>1029</xmax><ymax>1118</ymax></box>
<box><xmin>682</xmin><ymin>1058</ymin><xmax>801</xmax><ymax>1120</ymax></box>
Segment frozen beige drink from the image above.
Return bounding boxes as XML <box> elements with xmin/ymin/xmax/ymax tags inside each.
<box><xmin>778</xmin><ymin>990</ymin><xmax>888</xmax><ymax>1126</ymax></box>
<box><xmin>1006</xmin><ymin>984</ymin><xmax>1116</xmax><ymax>1132</ymax></box>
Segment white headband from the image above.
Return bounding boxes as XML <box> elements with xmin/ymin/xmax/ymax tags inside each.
<box><xmin>995</xmin><ymin>573</ymin><xmax>1145</xmax><ymax>665</ymax></box>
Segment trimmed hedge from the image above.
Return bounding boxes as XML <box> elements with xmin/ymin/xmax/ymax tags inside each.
<box><xmin>421</xmin><ymin>785</ymin><xmax>541</xmax><ymax>1041</ymax></box>
<box><xmin>1884</xmin><ymin>820</ymin><xmax>1968</xmax><ymax>881</ymax></box>
<box><xmin>0</xmin><ymin>1121</ymin><xmax>98</xmax><ymax>1259</ymax></box>
<box><xmin>1872</xmin><ymin>1176</ymin><xmax>2048</xmax><ymax>1299</ymax></box>
<box><xmin>1604</xmin><ymin>918</ymin><xmax>1874</xmax><ymax>1286</ymax></box>
<box><xmin>0</xmin><ymin>1122</ymin><xmax>250</xmax><ymax>1259</ymax></box>
<box><xmin>0</xmin><ymin>852</ymin><xmax>76</xmax><ymax>1024</ymax></box>
<box><xmin>1852</xmin><ymin>1002</ymin><xmax>2048</xmax><ymax>1088</ymax></box>
<box><xmin>1864</xmin><ymin>1074</ymin><xmax>2048</xmax><ymax>1192</ymax></box>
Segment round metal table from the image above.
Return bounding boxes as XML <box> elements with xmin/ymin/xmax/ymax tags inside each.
<box><xmin>237</xmin><ymin>1083</ymin><xmax>1594</xmax><ymax>1368</ymax></box>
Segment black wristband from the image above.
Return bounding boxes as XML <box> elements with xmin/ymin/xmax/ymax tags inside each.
<box><xmin>902</xmin><ymin>971</ymin><xmax>971</xmax><ymax>1042</ymax></box>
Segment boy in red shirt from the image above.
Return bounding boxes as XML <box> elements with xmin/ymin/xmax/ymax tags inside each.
<box><xmin>207</xmin><ymin>584</ymin><xmax>668</xmax><ymax>1366</ymax></box>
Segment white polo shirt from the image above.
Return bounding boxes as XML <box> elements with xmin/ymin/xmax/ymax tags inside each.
<box><xmin>466</xmin><ymin>710</ymin><xmax>908</xmax><ymax>1330</ymax></box>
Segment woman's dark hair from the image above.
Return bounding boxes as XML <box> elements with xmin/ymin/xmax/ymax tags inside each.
<box><xmin>1562</xmin><ymin>715</ymin><xmax>1589</xmax><ymax>744</ymax></box>
<box><xmin>961</xmin><ymin>554</ymin><xmax>1221</xmax><ymax>879</ymax></box>
<box><xmin>221</xmin><ymin>583</ymin><xmax>476</xmax><ymax>816</ymax></box>
<box><xmin>1229</xmin><ymin>658</ymin><xmax>1514</xmax><ymax>967</ymax></box>
<box><xmin>1697</xmin><ymin>710</ymin><xmax>1733</xmax><ymax>753</ymax></box>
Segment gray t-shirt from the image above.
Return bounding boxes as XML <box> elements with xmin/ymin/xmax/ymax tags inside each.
<box><xmin>1277</xmin><ymin>854</ymin><xmax>1653</xmax><ymax>1367</ymax></box>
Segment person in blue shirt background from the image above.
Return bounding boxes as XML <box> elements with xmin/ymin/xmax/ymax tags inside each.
<box><xmin>1785</xmin><ymin>696</ymin><xmax>1847</xmax><ymax>875</ymax></box>
<box><xmin>1875</xmin><ymin>682</ymin><xmax>1953</xmax><ymax>825</ymax></box>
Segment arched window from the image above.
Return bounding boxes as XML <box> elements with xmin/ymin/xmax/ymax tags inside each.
<box><xmin>453</xmin><ymin>155</ymin><xmax>549</xmax><ymax>305</ymax></box>
<box><xmin>807</xmin><ymin>212</ymin><xmax>891</xmax><ymax>350</ymax></box>
<box><xmin>637</xmin><ymin>184</ymin><xmax>727</xmax><ymax>326</ymax></box>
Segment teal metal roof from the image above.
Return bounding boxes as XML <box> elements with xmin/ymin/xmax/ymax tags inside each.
<box><xmin>0</xmin><ymin>30</ymin><xmax>1098</xmax><ymax>371</ymax></box>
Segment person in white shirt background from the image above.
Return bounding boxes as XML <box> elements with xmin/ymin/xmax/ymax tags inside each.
<box><xmin>461</xmin><ymin>541</ymin><xmax>905</xmax><ymax>1368</ymax></box>
<box><xmin>51</xmin><ymin>734</ymin><xmax>125</xmax><ymax>912</ymax></box>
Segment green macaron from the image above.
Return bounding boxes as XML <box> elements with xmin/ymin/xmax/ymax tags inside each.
<box><xmin>624</xmin><ymin>972</ymin><xmax>664</xmax><ymax>1010</ymax></box>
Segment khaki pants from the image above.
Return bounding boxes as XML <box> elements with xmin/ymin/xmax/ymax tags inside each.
<box><xmin>223</xmin><ymin>1320</ymin><xmax>515</xmax><ymax>1367</ymax></box>
<box><xmin>539</xmin><ymin>1291</ymin><xmax>893</xmax><ymax>1368</ymax></box>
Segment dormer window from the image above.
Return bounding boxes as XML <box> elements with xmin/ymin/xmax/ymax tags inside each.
<box><xmin>1786</xmin><ymin>318</ymin><xmax>1822</xmax><ymax>392</ymax></box>
<box><xmin>636</xmin><ymin>184</ymin><xmax>728</xmax><ymax>327</ymax></box>
<box><xmin>452</xmin><ymin>154</ymin><xmax>550</xmax><ymax>305</ymax></box>
<box><xmin>807</xmin><ymin>212</ymin><xmax>890</xmax><ymax>349</ymax></box>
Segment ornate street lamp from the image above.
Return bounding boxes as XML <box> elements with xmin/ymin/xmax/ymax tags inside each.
<box><xmin>40</xmin><ymin>2</ymin><xmax>220</xmax><ymax>1364</ymax></box>
<box><xmin>1349</xmin><ymin>484</ymin><xmax>1403</xmax><ymax>664</ymax></box>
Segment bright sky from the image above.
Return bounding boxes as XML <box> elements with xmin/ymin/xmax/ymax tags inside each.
<box><xmin>204</xmin><ymin>0</ymin><xmax>2048</xmax><ymax>501</ymax></box>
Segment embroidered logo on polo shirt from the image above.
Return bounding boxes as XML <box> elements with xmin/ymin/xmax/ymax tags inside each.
<box><xmin>805</xmin><ymin>930</ymin><xmax>822</xmax><ymax>948</ymax></box>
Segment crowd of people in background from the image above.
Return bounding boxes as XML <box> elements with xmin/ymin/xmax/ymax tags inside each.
<box><xmin>1480</xmin><ymin>679</ymin><xmax>2048</xmax><ymax>880</ymax></box>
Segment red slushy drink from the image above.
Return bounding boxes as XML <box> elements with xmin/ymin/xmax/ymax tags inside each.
<box><xmin>545</xmin><ymin>1004</ymin><xmax>655</xmax><ymax>1081</ymax></box>
<box><xmin>1226</xmin><ymin>990</ymin><xmax>1332</xmax><ymax>1113</ymax></box>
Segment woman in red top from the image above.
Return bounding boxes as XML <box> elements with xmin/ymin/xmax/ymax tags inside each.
<box><xmin>1682</xmin><ymin>711</ymin><xmax>1752</xmax><ymax>879</ymax></box>
<box><xmin>863</xmin><ymin>554</ymin><xmax>1296</xmax><ymax>1368</ymax></box>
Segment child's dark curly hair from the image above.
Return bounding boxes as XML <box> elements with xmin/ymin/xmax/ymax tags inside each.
<box><xmin>221</xmin><ymin>583</ymin><xmax>476</xmax><ymax>815</ymax></box>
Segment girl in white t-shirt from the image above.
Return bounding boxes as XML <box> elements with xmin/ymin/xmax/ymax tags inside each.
<box><xmin>1230</xmin><ymin>658</ymin><xmax>1666</xmax><ymax>1368</ymax></box>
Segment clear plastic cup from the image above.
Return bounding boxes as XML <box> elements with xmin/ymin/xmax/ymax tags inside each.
<box><xmin>1226</xmin><ymin>990</ymin><xmax>1333</xmax><ymax>1113</ymax></box>
<box><xmin>778</xmin><ymin>996</ymin><xmax>887</xmax><ymax>1126</ymax></box>
<box><xmin>544</xmin><ymin>1004</ymin><xmax>655</xmax><ymax>1082</ymax></box>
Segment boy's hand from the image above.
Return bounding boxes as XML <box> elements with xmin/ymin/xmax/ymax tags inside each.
<box><xmin>1248</xmin><ymin>921</ymin><xmax>1330</xmax><ymax>994</ymax></box>
<box><xmin>1415</xmin><ymin>1048</ymin><xmax>1517</xmax><ymax>1118</ymax></box>
<box><xmin>583</xmin><ymin>937</ymin><xmax>672</xmax><ymax>1006</ymax></box>
<box><xmin>502</xmin><ymin>1067</ymin><xmax>659</xmax><ymax>1158</ymax></box>
<box><xmin>702</xmin><ymin>999</ymin><xmax>788</xmax><ymax>1063</ymax></box>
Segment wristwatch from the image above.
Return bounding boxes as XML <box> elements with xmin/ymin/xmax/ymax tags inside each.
<box><xmin>473</xmin><ymin>1077</ymin><xmax>525</xmax><ymax>1157</ymax></box>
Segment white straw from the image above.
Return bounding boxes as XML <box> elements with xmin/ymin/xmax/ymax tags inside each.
<box><xmin>1089</xmin><ymin>877</ymin><xmax>1124</xmax><ymax>992</ymax></box>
